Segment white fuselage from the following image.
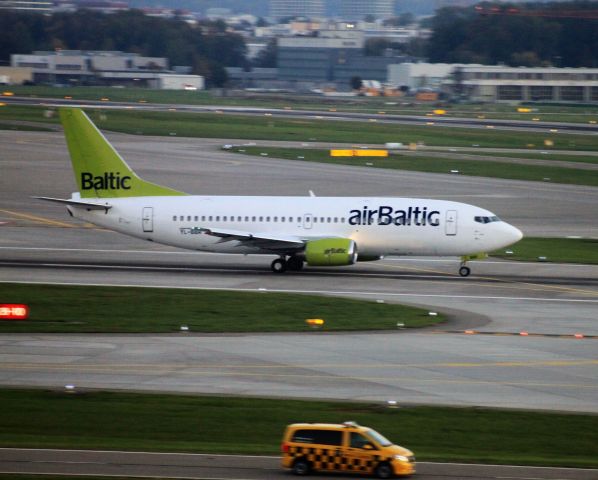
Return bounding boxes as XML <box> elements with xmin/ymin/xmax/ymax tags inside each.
<box><xmin>69</xmin><ymin>195</ymin><xmax>523</xmax><ymax>258</ymax></box>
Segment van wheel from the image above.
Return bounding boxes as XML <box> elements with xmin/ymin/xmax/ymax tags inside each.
<box><xmin>375</xmin><ymin>462</ymin><xmax>394</xmax><ymax>479</ymax></box>
<box><xmin>292</xmin><ymin>458</ymin><xmax>310</xmax><ymax>476</ymax></box>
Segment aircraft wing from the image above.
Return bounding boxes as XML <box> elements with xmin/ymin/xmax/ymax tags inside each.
<box><xmin>33</xmin><ymin>196</ymin><xmax>112</xmax><ymax>211</ymax></box>
<box><xmin>197</xmin><ymin>227</ymin><xmax>305</xmax><ymax>252</ymax></box>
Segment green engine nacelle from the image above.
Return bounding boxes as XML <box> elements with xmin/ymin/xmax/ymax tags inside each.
<box><xmin>304</xmin><ymin>238</ymin><xmax>357</xmax><ymax>266</ymax></box>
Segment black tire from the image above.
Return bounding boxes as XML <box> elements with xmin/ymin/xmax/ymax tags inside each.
<box><xmin>271</xmin><ymin>258</ymin><xmax>287</xmax><ymax>273</ymax></box>
<box><xmin>374</xmin><ymin>462</ymin><xmax>394</xmax><ymax>479</ymax></box>
<box><xmin>287</xmin><ymin>256</ymin><xmax>304</xmax><ymax>271</ymax></box>
<box><xmin>459</xmin><ymin>266</ymin><xmax>471</xmax><ymax>277</ymax></box>
<box><xmin>291</xmin><ymin>458</ymin><xmax>310</xmax><ymax>476</ymax></box>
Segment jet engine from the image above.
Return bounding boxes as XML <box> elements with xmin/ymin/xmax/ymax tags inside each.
<box><xmin>304</xmin><ymin>238</ymin><xmax>358</xmax><ymax>266</ymax></box>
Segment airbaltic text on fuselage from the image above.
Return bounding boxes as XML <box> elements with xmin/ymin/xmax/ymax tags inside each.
<box><xmin>81</xmin><ymin>172</ymin><xmax>131</xmax><ymax>190</ymax></box>
<box><xmin>349</xmin><ymin>205</ymin><xmax>440</xmax><ymax>226</ymax></box>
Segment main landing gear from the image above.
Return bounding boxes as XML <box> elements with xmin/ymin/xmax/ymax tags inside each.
<box><xmin>270</xmin><ymin>256</ymin><xmax>304</xmax><ymax>273</ymax></box>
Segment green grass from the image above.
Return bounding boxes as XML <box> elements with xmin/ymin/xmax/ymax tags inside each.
<box><xmin>491</xmin><ymin>237</ymin><xmax>598</xmax><ymax>264</ymax></box>
<box><xmin>461</xmin><ymin>150</ymin><xmax>598</xmax><ymax>165</ymax></box>
<box><xmin>0</xmin><ymin>122</ymin><xmax>51</xmax><ymax>132</ymax></box>
<box><xmin>1</xmin><ymin>105</ymin><xmax>597</xmax><ymax>151</ymax></box>
<box><xmin>0</xmin><ymin>388</ymin><xmax>596</xmax><ymax>467</ymax></box>
<box><xmin>232</xmin><ymin>146</ymin><xmax>598</xmax><ymax>187</ymax></box>
<box><xmin>0</xmin><ymin>283</ymin><xmax>442</xmax><ymax>333</ymax></box>
<box><xmin>5</xmin><ymin>86</ymin><xmax>598</xmax><ymax>123</ymax></box>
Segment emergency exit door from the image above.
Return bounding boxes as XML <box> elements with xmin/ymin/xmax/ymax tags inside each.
<box><xmin>142</xmin><ymin>207</ymin><xmax>154</xmax><ymax>232</ymax></box>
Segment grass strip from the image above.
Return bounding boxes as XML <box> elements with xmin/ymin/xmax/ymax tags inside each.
<box><xmin>491</xmin><ymin>237</ymin><xmax>598</xmax><ymax>264</ymax></box>
<box><xmin>0</xmin><ymin>283</ymin><xmax>441</xmax><ymax>333</ymax></box>
<box><xmin>5</xmin><ymin>86</ymin><xmax>598</xmax><ymax>123</ymax></box>
<box><xmin>461</xmin><ymin>150</ymin><xmax>598</xmax><ymax>165</ymax></box>
<box><xmin>0</xmin><ymin>122</ymin><xmax>52</xmax><ymax>132</ymax></box>
<box><xmin>0</xmin><ymin>388</ymin><xmax>596</xmax><ymax>468</ymax></box>
<box><xmin>232</xmin><ymin>146</ymin><xmax>598</xmax><ymax>187</ymax></box>
<box><xmin>1</xmin><ymin>105</ymin><xmax>597</xmax><ymax>151</ymax></box>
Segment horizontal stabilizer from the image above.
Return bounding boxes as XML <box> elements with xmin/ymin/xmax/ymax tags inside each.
<box><xmin>33</xmin><ymin>196</ymin><xmax>112</xmax><ymax>211</ymax></box>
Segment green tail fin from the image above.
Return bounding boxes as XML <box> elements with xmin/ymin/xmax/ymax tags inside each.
<box><xmin>60</xmin><ymin>108</ymin><xmax>187</xmax><ymax>198</ymax></box>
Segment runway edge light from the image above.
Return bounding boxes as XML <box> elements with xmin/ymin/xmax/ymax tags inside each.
<box><xmin>0</xmin><ymin>304</ymin><xmax>29</xmax><ymax>320</ymax></box>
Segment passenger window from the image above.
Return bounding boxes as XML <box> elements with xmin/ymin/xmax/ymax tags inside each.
<box><xmin>223</xmin><ymin>216</ymin><xmax>227</xmax><ymax>221</ymax></box>
<box><xmin>208</xmin><ymin>216</ymin><xmax>213</xmax><ymax>221</ymax></box>
<box><xmin>327</xmin><ymin>217</ymin><xmax>331</xmax><ymax>223</ymax></box>
<box><xmin>194</xmin><ymin>216</ymin><xmax>198</xmax><ymax>221</ymax></box>
<box><xmin>259</xmin><ymin>216</ymin><xmax>263</xmax><ymax>222</ymax></box>
<box><xmin>334</xmin><ymin>217</ymin><xmax>338</xmax><ymax>223</ymax></box>
<box><xmin>202</xmin><ymin>216</ymin><xmax>206</xmax><ymax>222</ymax></box>
<box><xmin>350</xmin><ymin>432</ymin><xmax>373</xmax><ymax>449</ymax></box>
<box><xmin>245</xmin><ymin>216</ymin><xmax>249</xmax><ymax>222</ymax></box>
<box><xmin>281</xmin><ymin>217</ymin><xmax>285</xmax><ymax>222</ymax></box>
<box><xmin>216</xmin><ymin>216</ymin><xmax>220</xmax><ymax>221</ymax></box>
<box><xmin>313</xmin><ymin>218</ymin><xmax>318</xmax><ymax>223</ymax></box>
<box><xmin>291</xmin><ymin>429</ymin><xmax>342</xmax><ymax>446</ymax></box>
<box><xmin>172</xmin><ymin>216</ymin><xmax>177</xmax><ymax>221</ymax></box>
<box><xmin>341</xmin><ymin>218</ymin><xmax>345</xmax><ymax>223</ymax></box>
<box><xmin>266</xmin><ymin>216</ymin><xmax>270</xmax><ymax>222</ymax></box>
<box><xmin>274</xmin><ymin>216</ymin><xmax>278</xmax><ymax>222</ymax></box>
<box><xmin>238</xmin><ymin>216</ymin><xmax>242</xmax><ymax>222</ymax></box>
<box><xmin>252</xmin><ymin>216</ymin><xmax>256</xmax><ymax>222</ymax></box>
<box><xmin>179</xmin><ymin>216</ymin><xmax>184</xmax><ymax>221</ymax></box>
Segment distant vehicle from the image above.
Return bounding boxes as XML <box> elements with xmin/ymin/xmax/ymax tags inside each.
<box><xmin>281</xmin><ymin>421</ymin><xmax>415</xmax><ymax>478</ymax></box>
<box><xmin>36</xmin><ymin>108</ymin><xmax>522</xmax><ymax>276</ymax></box>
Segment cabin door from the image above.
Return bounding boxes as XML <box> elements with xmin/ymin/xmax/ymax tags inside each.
<box><xmin>445</xmin><ymin>210</ymin><xmax>457</xmax><ymax>236</ymax></box>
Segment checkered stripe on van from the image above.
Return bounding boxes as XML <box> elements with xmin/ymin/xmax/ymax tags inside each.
<box><xmin>288</xmin><ymin>446</ymin><xmax>389</xmax><ymax>473</ymax></box>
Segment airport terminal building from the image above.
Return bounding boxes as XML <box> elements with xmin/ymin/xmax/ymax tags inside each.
<box><xmin>453</xmin><ymin>65</ymin><xmax>598</xmax><ymax>103</ymax></box>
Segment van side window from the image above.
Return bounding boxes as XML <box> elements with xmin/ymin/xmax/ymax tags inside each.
<box><xmin>350</xmin><ymin>432</ymin><xmax>374</xmax><ymax>449</ymax></box>
<box><xmin>291</xmin><ymin>429</ymin><xmax>342</xmax><ymax>446</ymax></box>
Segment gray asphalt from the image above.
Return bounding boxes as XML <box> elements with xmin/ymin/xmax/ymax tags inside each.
<box><xmin>1</xmin><ymin>126</ymin><xmax>598</xmax><ymax>479</ymax></box>
<box><xmin>1</xmin><ymin>129</ymin><xmax>597</xmax><ymax>413</ymax></box>
<box><xmin>1</xmin><ymin>449</ymin><xmax>597</xmax><ymax>480</ymax></box>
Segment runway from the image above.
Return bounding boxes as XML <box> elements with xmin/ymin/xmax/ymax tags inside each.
<box><xmin>1</xmin><ymin>128</ymin><xmax>597</xmax><ymax>413</ymax></box>
<box><xmin>2</xmin><ymin>449</ymin><xmax>597</xmax><ymax>480</ymax></box>
<box><xmin>5</xmin><ymin>95</ymin><xmax>598</xmax><ymax>134</ymax></box>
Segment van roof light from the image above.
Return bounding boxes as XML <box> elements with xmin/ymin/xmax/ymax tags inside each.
<box><xmin>343</xmin><ymin>421</ymin><xmax>359</xmax><ymax>427</ymax></box>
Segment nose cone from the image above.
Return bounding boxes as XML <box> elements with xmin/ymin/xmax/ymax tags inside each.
<box><xmin>506</xmin><ymin>224</ymin><xmax>523</xmax><ymax>245</ymax></box>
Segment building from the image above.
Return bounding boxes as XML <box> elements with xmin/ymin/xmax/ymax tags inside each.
<box><xmin>277</xmin><ymin>29</ymin><xmax>409</xmax><ymax>90</ymax></box>
<box><xmin>388</xmin><ymin>63</ymin><xmax>478</xmax><ymax>90</ymax></box>
<box><xmin>0</xmin><ymin>0</ymin><xmax>52</xmax><ymax>12</ymax></box>
<box><xmin>453</xmin><ymin>65</ymin><xmax>598</xmax><ymax>103</ymax></box>
<box><xmin>339</xmin><ymin>0</ymin><xmax>395</xmax><ymax>21</ymax></box>
<box><xmin>0</xmin><ymin>66</ymin><xmax>33</xmax><ymax>85</ymax></box>
<box><xmin>11</xmin><ymin>50</ymin><xmax>170</xmax><ymax>86</ymax></box>
<box><xmin>269</xmin><ymin>0</ymin><xmax>325</xmax><ymax>20</ymax></box>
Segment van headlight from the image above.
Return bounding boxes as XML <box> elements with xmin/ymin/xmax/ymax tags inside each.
<box><xmin>393</xmin><ymin>455</ymin><xmax>409</xmax><ymax>462</ymax></box>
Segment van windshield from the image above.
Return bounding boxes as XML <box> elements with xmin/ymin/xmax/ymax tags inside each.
<box><xmin>365</xmin><ymin>429</ymin><xmax>392</xmax><ymax>447</ymax></box>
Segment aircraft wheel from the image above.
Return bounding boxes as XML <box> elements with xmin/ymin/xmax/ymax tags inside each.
<box><xmin>271</xmin><ymin>258</ymin><xmax>287</xmax><ymax>273</ymax></box>
<box><xmin>459</xmin><ymin>266</ymin><xmax>471</xmax><ymax>277</ymax></box>
<box><xmin>287</xmin><ymin>256</ymin><xmax>304</xmax><ymax>271</ymax></box>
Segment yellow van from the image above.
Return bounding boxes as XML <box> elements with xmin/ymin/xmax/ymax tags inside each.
<box><xmin>281</xmin><ymin>421</ymin><xmax>415</xmax><ymax>478</ymax></box>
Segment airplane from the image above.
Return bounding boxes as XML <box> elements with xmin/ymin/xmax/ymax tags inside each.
<box><xmin>36</xmin><ymin>108</ymin><xmax>523</xmax><ymax>276</ymax></box>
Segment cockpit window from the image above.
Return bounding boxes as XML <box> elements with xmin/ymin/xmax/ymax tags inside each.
<box><xmin>474</xmin><ymin>215</ymin><xmax>501</xmax><ymax>224</ymax></box>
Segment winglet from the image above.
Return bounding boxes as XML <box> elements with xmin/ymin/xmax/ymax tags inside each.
<box><xmin>60</xmin><ymin>108</ymin><xmax>187</xmax><ymax>198</ymax></box>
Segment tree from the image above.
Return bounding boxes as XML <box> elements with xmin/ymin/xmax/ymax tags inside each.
<box><xmin>253</xmin><ymin>38</ymin><xmax>277</xmax><ymax>68</ymax></box>
<box><xmin>350</xmin><ymin>76</ymin><xmax>362</xmax><ymax>90</ymax></box>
